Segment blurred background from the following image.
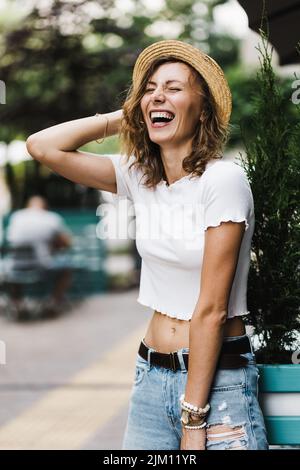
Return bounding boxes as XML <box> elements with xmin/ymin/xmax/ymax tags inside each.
<box><xmin>0</xmin><ymin>0</ymin><xmax>299</xmax><ymax>450</ymax></box>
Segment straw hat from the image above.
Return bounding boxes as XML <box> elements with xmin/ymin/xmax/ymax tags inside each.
<box><xmin>132</xmin><ymin>39</ymin><xmax>232</xmax><ymax>128</ymax></box>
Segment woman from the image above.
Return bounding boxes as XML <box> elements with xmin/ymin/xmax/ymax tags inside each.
<box><xmin>26</xmin><ymin>39</ymin><xmax>268</xmax><ymax>451</ymax></box>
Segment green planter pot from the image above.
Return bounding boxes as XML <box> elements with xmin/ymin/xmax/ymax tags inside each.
<box><xmin>257</xmin><ymin>364</ymin><xmax>300</xmax><ymax>446</ymax></box>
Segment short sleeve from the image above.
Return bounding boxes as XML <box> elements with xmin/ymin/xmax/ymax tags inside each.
<box><xmin>105</xmin><ymin>154</ymin><xmax>135</xmax><ymax>202</ymax></box>
<box><xmin>202</xmin><ymin>162</ymin><xmax>253</xmax><ymax>232</ymax></box>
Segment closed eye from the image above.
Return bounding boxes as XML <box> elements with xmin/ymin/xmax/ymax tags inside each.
<box><xmin>144</xmin><ymin>88</ymin><xmax>181</xmax><ymax>93</ymax></box>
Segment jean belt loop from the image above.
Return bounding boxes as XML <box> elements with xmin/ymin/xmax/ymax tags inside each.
<box><xmin>146</xmin><ymin>344</ymin><xmax>156</xmax><ymax>372</ymax></box>
<box><xmin>248</xmin><ymin>335</ymin><xmax>255</xmax><ymax>355</ymax></box>
<box><xmin>177</xmin><ymin>349</ymin><xmax>188</xmax><ymax>372</ymax></box>
<box><xmin>146</xmin><ymin>348</ymin><xmax>151</xmax><ymax>368</ymax></box>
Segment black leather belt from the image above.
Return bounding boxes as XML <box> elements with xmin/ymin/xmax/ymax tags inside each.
<box><xmin>138</xmin><ymin>335</ymin><xmax>252</xmax><ymax>371</ymax></box>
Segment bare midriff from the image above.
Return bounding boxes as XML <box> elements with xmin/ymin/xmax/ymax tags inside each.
<box><xmin>143</xmin><ymin>309</ymin><xmax>246</xmax><ymax>353</ymax></box>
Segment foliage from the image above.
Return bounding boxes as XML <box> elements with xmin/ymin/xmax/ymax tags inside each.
<box><xmin>0</xmin><ymin>0</ymin><xmax>240</xmax><ymax>208</ymax></box>
<box><xmin>238</xmin><ymin>33</ymin><xmax>300</xmax><ymax>364</ymax></box>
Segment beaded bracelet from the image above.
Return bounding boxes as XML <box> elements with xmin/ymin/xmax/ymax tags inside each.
<box><xmin>180</xmin><ymin>394</ymin><xmax>210</xmax><ymax>416</ymax></box>
<box><xmin>95</xmin><ymin>113</ymin><xmax>109</xmax><ymax>144</ymax></box>
<box><xmin>181</xmin><ymin>403</ymin><xmax>207</xmax><ymax>417</ymax></box>
<box><xmin>183</xmin><ymin>421</ymin><xmax>207</xmax><ymax>430</ymax></box>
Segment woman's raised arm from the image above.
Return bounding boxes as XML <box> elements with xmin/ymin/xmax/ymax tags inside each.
<box><xmin>26</xmin><ymin>110</ymin><xmax>123</xmax><ymax>193</ymax></box>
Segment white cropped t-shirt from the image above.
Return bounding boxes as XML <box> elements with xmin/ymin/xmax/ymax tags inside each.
<box><xmin>106</xmin><ymin>154</ymin><xmax>255</xmax><ymax>321</ymax></box>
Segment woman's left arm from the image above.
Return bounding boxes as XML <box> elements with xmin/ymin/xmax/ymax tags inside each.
<box><xmin>180</xmin><ymin>220</ymin><xmax>246</xmax><ymax>450</ymax></box>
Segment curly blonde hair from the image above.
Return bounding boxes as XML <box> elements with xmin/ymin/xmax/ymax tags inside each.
<box><xmin>119</xmin><ymin>56</ymin><xmax>230</xmax><ymax>188</ymax></box>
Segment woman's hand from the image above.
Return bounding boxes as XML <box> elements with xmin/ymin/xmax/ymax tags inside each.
<box><xmin>180</xmin><ymin>427</ymin><xmax>207</xmax><ymax>450</ymax></box>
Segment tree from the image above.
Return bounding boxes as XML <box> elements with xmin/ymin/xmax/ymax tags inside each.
<box><xmin>0</xmin><ymin>0</ymin><xmax>240</xmax><ymax>208</ymax></box>
<box><xmin>239</xmin><ymin>33</ymin><xmax>300</xmax><ymax>363</ymax></box>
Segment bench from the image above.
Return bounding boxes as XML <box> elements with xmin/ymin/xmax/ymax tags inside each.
<box><xmin>258</xmin><ymin>364</ymin><xmax>300</xmax><ymax>448</ymax></box>
<box><xmin>0</xmin><ymin>209</ymin><xmax>108</xmax><ymax>299</ymax></box>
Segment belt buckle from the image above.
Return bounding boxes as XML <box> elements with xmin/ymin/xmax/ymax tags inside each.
<box><xmin>169</xmin><ymin>352</ymin><xmax>177</xmax><ymax>372</ymax></box>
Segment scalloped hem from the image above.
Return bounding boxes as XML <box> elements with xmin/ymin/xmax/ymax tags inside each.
<box><xmin>204</xmin><ymin>218</ymin><xmax>249</xmax><ymax>232</ymax></box>
<box><xmin>227</xmin><ymin>310</ymin><xmax>250</xmax><ymax>318</ymax></box>
<box><xmin>137</xmin><ymin>297</ymin><xmax>192</xmax><ymax>321</ymax></box>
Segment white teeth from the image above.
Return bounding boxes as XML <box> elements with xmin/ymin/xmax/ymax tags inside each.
<box><xmin>150</xmin><ymin>111</ymin><xmax>174</xmax><ymax>120</ymax></box>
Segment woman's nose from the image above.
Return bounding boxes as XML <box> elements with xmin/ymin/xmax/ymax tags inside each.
<box><xmin>151</xmin><ymin>88</ymin><xmax>165</xmax><ymax>101</ymax></box>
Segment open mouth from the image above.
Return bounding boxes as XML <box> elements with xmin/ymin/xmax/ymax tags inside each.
<box><xmin>149</xmin><ymin>111</ymin><xmax>175</xmax><ymax>127</ymax></box>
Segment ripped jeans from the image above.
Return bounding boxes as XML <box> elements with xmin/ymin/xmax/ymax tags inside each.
<box><xmin>122</xmin><ymin>335</ymin><xmax>269</xmax><ymax>450</ymax></box>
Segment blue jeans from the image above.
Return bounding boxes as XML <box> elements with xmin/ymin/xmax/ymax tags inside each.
<box><xmin>122</xmin><ymin>335</ymin><xmax>269</xmax><ymax>450</ymax></box>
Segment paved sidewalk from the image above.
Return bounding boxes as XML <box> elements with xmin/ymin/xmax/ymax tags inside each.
<box><xmin>1</xmin><ymin>290</ymin><xmax>282</xmax><ymax>450</ymax></box>
<box><xmin>0</xmin><ymin>288</ymin><xmax>150</xmax><ymax>449</ymax></box>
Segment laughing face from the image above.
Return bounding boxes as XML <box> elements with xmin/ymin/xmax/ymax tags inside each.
<box><xmin>140</xmin><ymin>61</ymin><xmax>204</xmax><ymax>148</ymax></box>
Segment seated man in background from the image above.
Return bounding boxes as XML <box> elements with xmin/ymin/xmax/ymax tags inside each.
<box><xmin>6</xmin><ymin>195</ymin><xmax>73</xmax><ymax>311</ymax></box>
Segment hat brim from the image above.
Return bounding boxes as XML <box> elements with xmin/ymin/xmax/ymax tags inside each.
<box><xmin>132</xmin><ymin>40</ymin><xmax>232</xmax><ymax>128</ymax></box>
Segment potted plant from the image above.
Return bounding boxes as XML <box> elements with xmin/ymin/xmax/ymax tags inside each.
<box><xmin>238</xmin><ymin>32</ymin><xmax>300</xmax><ymax>446</ymax></box>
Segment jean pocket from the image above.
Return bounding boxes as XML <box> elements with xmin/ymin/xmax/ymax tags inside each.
<box><xmin>210</xmin><ymin>367</ymin><xmax>246</xmax><ymax>392</ymax></box>
<box><xmin>134</xmin><ymin>363</ymin><xmax>148</xmax><ymax>386</ymax></box>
